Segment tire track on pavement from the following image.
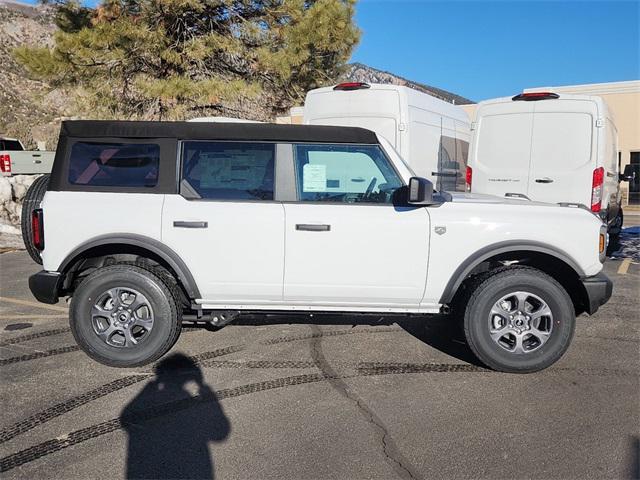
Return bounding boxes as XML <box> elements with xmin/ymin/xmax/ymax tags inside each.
<box><xmin>0</xmin><ymin>328</ymin><xmax>71</xmax><ymax>348</ymax></box>
<box><xmin>0</xmin><ymin>345</ymin><xmax>244</xmax><ymax>444</ymax></box>
<box><xmin>2</xmin><ymin>359</ymin><xmax>636</xmax><ymax>472</ymax></box>
<box><xmin>0</xmin><ymin>346</ymin><xmax>80</xmax><ymax>366</ymax></box>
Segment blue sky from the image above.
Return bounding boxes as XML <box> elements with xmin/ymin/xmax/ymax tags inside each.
<box><xmin>352</xmin><ymin>0</ymin><xmax>640</xmax><ymax>101</ymax></box>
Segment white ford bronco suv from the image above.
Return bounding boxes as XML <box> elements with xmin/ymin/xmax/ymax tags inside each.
<box><xmin>25</xmin><ymin>120</ymin><xmax>612</xmax><ymax>373</ymax></box>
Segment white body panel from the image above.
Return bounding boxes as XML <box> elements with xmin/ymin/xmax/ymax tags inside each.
<box><xmin>282</xmin><ymin>203</ymin><xmax>430</xmax><ymax>306</ymax></box>
<box><xmin>41</xmin><ymin>192</ymin><xmax>164</xmax><ymax>271</ymax></box>
<box><xmin>469</xmin><ymin>94</ymin><xmax>619</xmax><ymax>214</ymax></box>
<box><xmin>303</xmin><ymin>84</ymin><xmax>471</xmax><ymax>191</ymax></box>
<box><xmin>161</xmin><ymin>196</ymin><xmax>285</xmax><ymax>302</ymax></box>
<box><xmin>423</xmin><ymin>194</ymin><xmax>604</xmax><ymax>303</ymax></box>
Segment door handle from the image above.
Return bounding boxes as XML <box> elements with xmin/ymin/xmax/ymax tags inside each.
<box><xmin>296</xmin><ymin>224</ymin><xmax>331</xmax><ymax>232</ymax></box>
<box><xmin>535</xmin><ymin>177</ymin><xmax>554</xmax><ymax>183</ymax></box>
<box><xmin>173</xmin><ymin>221</ymin><xmax>208</xmax><ymax>228</ymax></box>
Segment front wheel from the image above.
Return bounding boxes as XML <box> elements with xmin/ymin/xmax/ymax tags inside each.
<box><xmin>463</xmin><ymin>267</ymin><xmax>575</xmax><ymax>373</ymax></box>
<box><xmin>70</xmin><ymin>264</ymin><xmax>182</xmax><ymax>367</ymax></box>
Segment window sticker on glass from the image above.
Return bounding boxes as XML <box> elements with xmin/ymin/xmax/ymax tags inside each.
<box><xmin>303</xmin><ymin>164</ymin><xmax>327</xmax><ymax>192</ymax></box>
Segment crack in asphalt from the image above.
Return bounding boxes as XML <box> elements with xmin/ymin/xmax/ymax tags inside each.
<box><xmin>309</xmin><ymin>325</ymin><xmax>422</xmax><ymax>480</ymax></box>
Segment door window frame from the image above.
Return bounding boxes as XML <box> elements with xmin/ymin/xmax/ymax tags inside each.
<box><xmin>52</xmin><ymin>137</ymin><xmax>177</xmax><ymax>194</ymax></box>
<box><xmin>281</xmin><ymin>142</ymin><xmax>407</xmax><ymax>206</ymax></box>
<box><xmin>177</xmin><ymin>139</ymin><xmax>285</xmax><ymax>203</ymax></box>
<box><xmin>175</xmin><ymin>140</ymin><xmax>408</xmax><ymax>205</ymax></box>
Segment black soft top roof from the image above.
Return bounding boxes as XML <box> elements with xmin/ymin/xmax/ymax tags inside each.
<box><xmin>60</xmin><ymin>120</ymin><xmax>378</xmax><ymax>144</ymax></box>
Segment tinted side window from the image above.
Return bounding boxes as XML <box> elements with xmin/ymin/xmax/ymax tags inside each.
<box><xmin>1</xmin><ymin>140</ymin><xmax>23</xmax><ymax>151</ymax></box>
<box><xmin>68</xmin><ymin>142</ymin><xmax>159</xmax><ymax>187</ymax></box>
<box><xmin>181</xmin><ymin>142</ymin><xmax>275</xmax><ymax>201</ymax></box>
<box><xmin>294</xmin><ymin>144</ymin><xmax>403</xmax><ymax>204</ymax></box>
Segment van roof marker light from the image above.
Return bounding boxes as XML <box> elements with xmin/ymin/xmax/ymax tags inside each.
<box><xmin>512</xmin><ymin>92</ymin><xmax>560</xmax><ymax>101</ymax></box>
<box><xmin>333</xmin><ymin>82</ymin><xmax>371</xmax><ymax>91</ymax></box>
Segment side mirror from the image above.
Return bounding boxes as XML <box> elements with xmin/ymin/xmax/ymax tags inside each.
<box><xmin>620</xmin><ymin>164</ymin><xmax>636</xmax><ymax>182</ymax></box>
<box><xmin>408</xmin><ymin>177</ymin><xmax>434</xmax><ymax>205</ymax></box>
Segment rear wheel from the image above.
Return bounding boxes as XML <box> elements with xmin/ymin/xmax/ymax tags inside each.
<box><xmin>463</xmin><ymin>266</ymin><xmax>575</xmax><ymax>373</ymax></box>
<box><xmin>21</xmin><ymin>174</ymin><xmax>49</xmax><ymax>264</ymax></box>
<box><xmin>607</xmin><ymin>209</ymin><xmax>623</xmax><ymax>255</ymax></box>
<box><xmin>70</xmin><ymin>264</ymin><xmax>181</xmax><ymax>367</ymax></box>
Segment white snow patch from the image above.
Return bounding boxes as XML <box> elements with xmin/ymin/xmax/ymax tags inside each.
<box><xmin>610</xmin><ymin>226</ymin><xmax>640</xmax><ymax>262</ymax></box>
<box><xmin>0</xmin><ymin>223</ymin><xmax>20</xmax><ymax>235</ymax></box>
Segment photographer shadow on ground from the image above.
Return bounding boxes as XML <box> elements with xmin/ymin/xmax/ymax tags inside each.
<box><xmin>120</xmin><ymin>353</ymin><xmax>230</xmax><ymax>480</ymax></box>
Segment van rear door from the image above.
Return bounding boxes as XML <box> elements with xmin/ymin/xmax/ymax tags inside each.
<box><xmin>527</xmin><ymin>100</ymin><xmax>596</xmax><ymax>205</ymax></box>
<box><xmin>304</xmin><ymin>88</ymin><xmax>401</xmax><ymax>149</ymax></box>
<box><xmin>472</xmin><ymin>102</ymin><xmax>534</xmax><ymax>197</ymax></box>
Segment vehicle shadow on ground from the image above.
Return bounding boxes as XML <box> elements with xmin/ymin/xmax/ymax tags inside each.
<box><xmin>190</xmin><ymin>311</ymin><xmax>482</xmax><ymax>367</ymax></box>
<box><xmin>396</xmin><ymin>314</ymin><xmax>483</xmax><ymax>366</ymax></box>
<box><xmin>120</xmin><ymin>353</ymin><xmax>230</xmax><ymax>480</ymax></box>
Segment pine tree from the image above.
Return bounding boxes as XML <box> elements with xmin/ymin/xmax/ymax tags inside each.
<box><xmin>14</xmin><ymin>0</ymin><xmax>359</xmax><ymax>120</ymax></box>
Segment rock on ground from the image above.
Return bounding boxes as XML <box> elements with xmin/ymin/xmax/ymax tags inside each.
<box><xmin>0</xmin><ymin>174</ymin><xmax>39</xmax><ymax>227</ymax></box>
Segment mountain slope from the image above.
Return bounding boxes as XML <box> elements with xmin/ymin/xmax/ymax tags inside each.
<box><xmin>0</xmin><ymin>0</ymin><xmax>67</xmax><ymax>148</ymax></box>
<box><xmin>344</xmin><ymin>63</ymin><xmax>473</xmax><ymax>105</ymax></box>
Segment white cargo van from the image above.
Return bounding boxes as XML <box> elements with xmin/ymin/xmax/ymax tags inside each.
<box><xmin>467</xmin><ymin>92</ymin><xmax>634</xmax><ymax>237</ymax></box>
<box><xmin>303</xmin><ymin>82</ymin><xmax>471</xmax><ymax>191</ymax></box>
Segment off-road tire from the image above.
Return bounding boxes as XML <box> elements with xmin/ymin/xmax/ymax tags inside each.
<box><xmin>21</xmin><ymin>174</ymin><xmax>49</xmax><ymax>264</ymax></box>
<box><xmin>462</xmin><ymin>266</ymin><xmax>575</xmax><ymax>373</ymax></box>
<box><xmin>70</xmin><ymin>264</ymin><xmax>182</xmax><ymax>367</ymax></box>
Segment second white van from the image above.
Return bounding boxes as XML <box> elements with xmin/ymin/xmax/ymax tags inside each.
<box><xmin>467</xmin><ymin>92</ymin><xmax>633</xmax><ymax>237</ymax></box>
<box><xmin>303</xmin><ymin>82</ymin><xmax>471</xmax><ymax>191</ymax></box>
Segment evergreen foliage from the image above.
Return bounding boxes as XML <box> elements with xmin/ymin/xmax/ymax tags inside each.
<box><xmin>14</xmin><ymin>0</ymin><xmax>359</xmax><ymax>119</ymax></box>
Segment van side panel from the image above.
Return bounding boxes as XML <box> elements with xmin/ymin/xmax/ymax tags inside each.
<box><xmin>406</xmin><ymin>106</ymin><xmax>442</xmax><ymax>179</ymax></box>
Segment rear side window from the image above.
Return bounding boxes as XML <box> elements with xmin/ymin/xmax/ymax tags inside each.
<box><xmin>181</xmin><ymin>141</ymin><xmax>275</xmax><ymax>201</ymax></box>
<box><xmin>68</xmin><ymin>142</ymin><xmax>160</xmax><ymax>187</ymax></box>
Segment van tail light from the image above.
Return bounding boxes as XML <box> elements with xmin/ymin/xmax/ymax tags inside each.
<box><xmin>591</xmin><ymin>167</ymin><xmax>604</xmax><ymax>213</ymax></box>
<box><xmin>333</xmin><ymin>82</ymin><xmax>370</xmax><ymax>91</ymax></box>
<box><xmin>31</xmin><ymin>209</ymin><xmax>44</xmax><ymax>250</ymax></box>
<box><xmin>465</xmin><ymin>166</ymin><xmax>473</xmax><ymax>192</ymax></box>
<box><xmin>0</xmin><ymin>154</ymin><xmax>11</xmax><ymax>173</ymax></box>
<box><xmin>512</xmin><ymin>92</ymin><xmax>560</xmax><ymax>101</ymax></box>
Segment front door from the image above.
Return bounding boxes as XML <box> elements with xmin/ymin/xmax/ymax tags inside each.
<box><xmin>283</xmin><ymin>143</ymin><xmax>430</xmax><ymax>307</ymax></box>
<box><xmin>162</xmin><ymin>141</ymin><xmax>284</xmax><ymax>303</ymax></box>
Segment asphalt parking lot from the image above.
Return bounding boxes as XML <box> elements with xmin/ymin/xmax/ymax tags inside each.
<box><xmin>1</xmin><ymin>235</ymin><xmax>638</xmax><ymax>479</ymax></box>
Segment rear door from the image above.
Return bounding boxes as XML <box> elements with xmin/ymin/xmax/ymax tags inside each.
<box><xmin>304</xmin><ymin>88</ymin><xmax>402</xmax><ymax>149</ymax></box>
<box><xmin>472</xmin><ymin>102</ymin><xmax>535</xmax><ymax>197</ymax></box>
<box><xmin>161</xmin><ymin>141</ymin><xmax>285</xmax><ymax>303</ymax></box>
<box><xmin>527</xmin><ymin>100</ymin><xmax>596</xmax><ymax>205</ymax></box>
